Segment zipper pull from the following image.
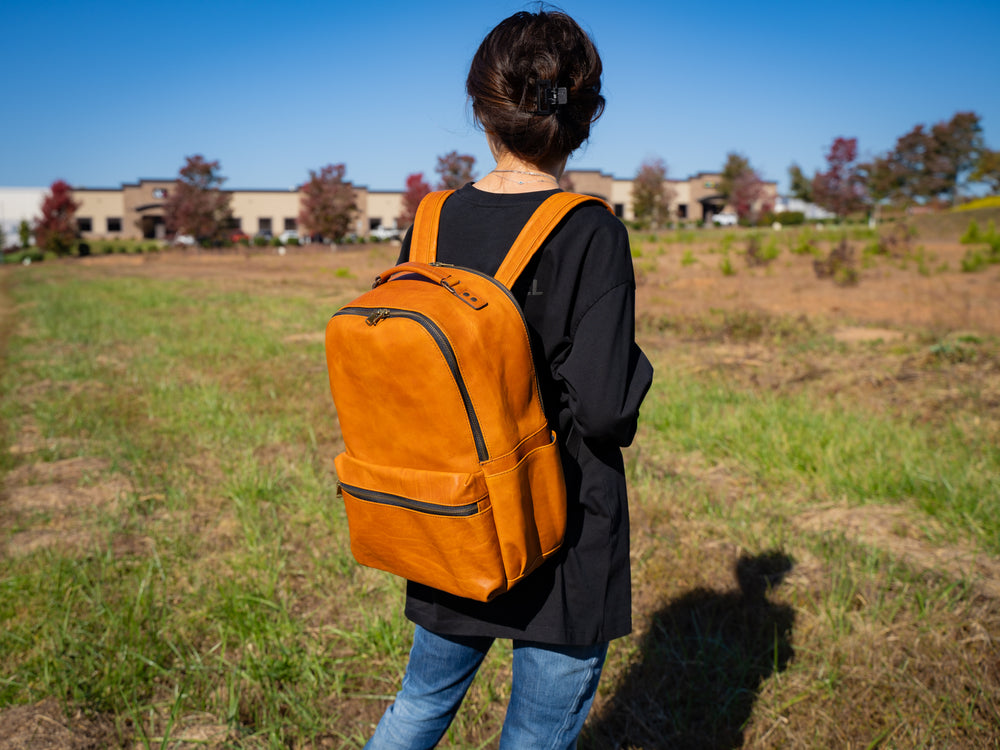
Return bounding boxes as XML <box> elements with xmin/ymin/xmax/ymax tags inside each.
<box><xmin>365</xmin><ymin>308</ymin><xmax>390</xmax><ymax>326</ymax></box>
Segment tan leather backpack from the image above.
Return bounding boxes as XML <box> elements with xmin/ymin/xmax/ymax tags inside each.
<box><xmin>325</xmin><ymin>190</ymin><xmax>609</xmax><ymax>601</ymax></box>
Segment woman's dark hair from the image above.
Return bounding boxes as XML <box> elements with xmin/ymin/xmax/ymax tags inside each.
<box><xmin>467</xmin><ymin>10</ymin><xmax>605</xmax><ymax>165</ymax></box>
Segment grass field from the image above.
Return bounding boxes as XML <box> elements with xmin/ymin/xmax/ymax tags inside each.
<box><xmin>1</xmin><ymin>217</ymin><xmax>998</xmax><ymax>748</ymax></box>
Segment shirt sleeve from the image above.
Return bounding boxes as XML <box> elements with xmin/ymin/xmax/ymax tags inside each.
<box><xmin>551</xmin><ymin>279</ymin><xmax>653</xmax><ymax>446</ymax></box>
<box><xmin>545</xmin><ymin>213</ymin><xmax>653</xmax><ymax>447</ymax></box>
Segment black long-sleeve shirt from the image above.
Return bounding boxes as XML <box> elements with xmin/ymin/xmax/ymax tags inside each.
<box><xmin>398</xmin><ymin>184</ymin><xmax>653</xmax><ymax>645</ymax></box>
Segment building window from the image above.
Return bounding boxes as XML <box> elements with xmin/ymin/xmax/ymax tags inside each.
<box><xmin>677</xmin><ymin>204</ymin><xmax>688</xmax><ymax>219</ymax></box>
<box><xmin>152</xmin><ymin>188</ymin><xmax>168</xmax><ymax>199</ymax></box>
<box><xmin>369</xmin><ymin>218</ymin><xmax>382</xmax><ymax>230</ymax></box>
<box><xmin>613</xmin><ymin>203</ymin><xmax>624</xmax><ymax>218</ymax></box>
<box><xmin>284</xmin><ymin>217</ymin><xmax>297</xmax><ymax>230</ymax></box>
<box><xmin>77</xmin><ymin>217</ymin><xmax>93</xmax><ymax>232</ymax></box>
<box><xmin>258</xmin><ymin>218</ymin><xmax>272</xmax><ymax>233</ymax></box>
<box><xmin>107</xmin><ymin>217</ymin><xmax>122</xmax><ymax>232</ymax></box>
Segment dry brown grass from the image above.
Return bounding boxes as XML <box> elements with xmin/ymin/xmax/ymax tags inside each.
<box><xmin>1</xmin><ymin>218</ymin><xmax>998</xmax><ymax>748</ymax></box>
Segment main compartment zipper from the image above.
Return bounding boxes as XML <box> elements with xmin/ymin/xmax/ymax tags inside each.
<box><xmin>431</xmin><ymin>262</ymin><xmax>546</xmax><ymax>412</ymax></box>
<box><xmin>339</xmin><ymin>482</ymin><xmax>480</xmax><ymax>517</ymax></box>
<box><xmin>334</xmin><ymin>306</ymin><xmax>489</xmax><ymax>462</ymax></box>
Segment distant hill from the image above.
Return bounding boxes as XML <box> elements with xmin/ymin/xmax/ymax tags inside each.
<box><xmin>908</xmin><ymin>204</ymin><xmax>1000</xmax><ymax>241</ymax></box>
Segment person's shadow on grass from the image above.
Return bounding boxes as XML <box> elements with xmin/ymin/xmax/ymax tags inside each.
<box><xmin>583</xmin><ymin>551</ymin><xmax>796</xmax><ymax>750</ymax></box>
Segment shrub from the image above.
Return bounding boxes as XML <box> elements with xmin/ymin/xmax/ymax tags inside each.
<box><xmin>790</xmin><ymin>228</ymin><xmax>817</xmax><ymax>256</ymax></box>
<box><xmin>960</xmin><ymin>247</ymin><xmax>999</xmax><ymax>272</ymax></box>
<box><xmin>960</xmin><ymin>219</ymin><xmax>981</xmax><ymax>244</ymax></box>
<box><xmin>986</xmin><ymin>220</ymin><xmax>1000</xmax><ymax>250</ymax></box>
<box><xmin>719</xmin><ymin>255</ymin><xmax>735</xmax><ymax>275</ymax></box>
<box><xmin>746</xmin><ymin>235</ymin><xmax>779</xmax><ymax>267</ymax></box>
<box><xmin>813</xmin><ymin>238</ymin><xmax>859</xmax><ymax>286</ymax></box>
<box><xmin>864</xmin><ymin>222</ymin><xmax>913</xmax><ymax>257</ymax></box>
<box><xmin>774</xmin><ymin>211</ymin><xmax>805</xmax><ymax>226</ymax></box>
<box><xmin>6</xmin><ymin>248</ymin><xmax>44</xmax><ymax>264</ymax></box>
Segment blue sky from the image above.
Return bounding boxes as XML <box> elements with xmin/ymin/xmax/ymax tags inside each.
<box><xmin>3</xmin><ymin>0</ymin><xmax>999</xmax><ymax>193</ymax></box>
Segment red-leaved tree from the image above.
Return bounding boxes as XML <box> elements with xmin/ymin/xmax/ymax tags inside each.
<box><xmin>163</xmin><ymin>155</ymin><xmax>233</xmax><ymax>243</ymax></box>
<box><xmin>927</xmin><ymin>111</ymin><xmax>984</xmax><ymax>204</ymax></box>
<box><xmin>812</xmin><ymin>137</ymin><xmax>866</xmax><ymax>219</ymax></box>
<box><xmin>298</xmin><ymin>164</ymin><xmax>357</xmax><ymax>242</ymax></box>
<box><xmin>435</xmin><ymin>151</ymin><xmax>476</xmax><ymax>189</ymax></box>
<box><xmin>857</xmin><ymin>112</ymin><xmax>985</xmax><ymax>207</ymax></box>
<box><xmin>35</xmin><ymin>180</ymin><xmax>81</xmax><ymax>256</ymax></box>
<box><xmin>398</xmin><ymin>173</ymin><xmax>432</xmax><ymax>229</ymax></box>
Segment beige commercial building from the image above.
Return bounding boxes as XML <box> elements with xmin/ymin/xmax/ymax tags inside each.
<box><xmin>69</xmin><ymin>171</ymin><xmax>777</xmax><ymax>241</ymax></box>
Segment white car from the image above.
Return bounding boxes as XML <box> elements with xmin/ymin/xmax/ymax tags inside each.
<box><xmin>712</xmin><ymin>213</ymin><xmax>738</xmax><ymax>227</ymax></box>
<box><xmin>173</xmin><ymin>234</ymin><xmax>196</xmax><ymax>246</ymax></box>
<box><xmin>369</xmin><ymin>226</ymin><xmax>401</xmax><ymax>241</ymax></box>
<box><xmin>278</xmin><ymin>230</ymin><xmax>300</xmax><ymax>245</ymax></box>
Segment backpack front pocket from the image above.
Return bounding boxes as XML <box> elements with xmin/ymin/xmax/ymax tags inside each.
<box><xmin>334</xmin><ymin>453</ymin><xmax>507</xmax><ymax>600</ymax></box>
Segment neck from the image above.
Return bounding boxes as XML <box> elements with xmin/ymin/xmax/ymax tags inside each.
<box><xmin>475</xmin><ymin>154</ymin><xmax>564</xmax><ymax>194</ymax></box>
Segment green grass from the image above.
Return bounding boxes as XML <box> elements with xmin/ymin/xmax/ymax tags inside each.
<box><xmin>642</xmin><ymin>370</ymin><xmax>1000</xmax><ymax>550</ymax></box>
<box><xmin>0</xmin><ymin>269</ymin><xmax>391</xmax><ymax>745</ymax></box>
<box><xmin>1</xmin><ymin>259</ymin><xmax>998</xmax><ymax>747</ymax></box>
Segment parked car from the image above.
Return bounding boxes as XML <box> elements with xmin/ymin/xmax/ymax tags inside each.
<box><xmin>712</xmin><ymin>212</ymin><xmax>738</xmax><ymax>226</ymax></box>
<box><xmin>173</xmin><ymin>234</ymin><xmax>196</xmax><ymax>246</ymax></box>
<box><xmin>278</xmin><ymin>230</ymin><xmax>300</xmax><ymax>245</ymax></box>
<box><xmin>230</xmin><ymin>230</ymin><xmax>250</xmax><ymax>244</ymax></box>
<box><xmin>369</xmin><ymin>226</ymin><xmax>401</xmax><ymax>241</ymax></box>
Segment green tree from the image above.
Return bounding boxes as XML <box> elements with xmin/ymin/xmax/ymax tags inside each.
<box><xmin>631</xmin><ymin>158</ymin><xmax>674</xmax><ymax>229</ymax></box>
<box><xmin>19</xmin><ymin>219</ymin><xmax>32</xmax><ymax>249</ymax></box>
<box><xmin>719</xmin><ymin>152</ymin><xmax>752</xmax><ymax>202</ymax></box>
<box><xmin>788</xmin><ymin>163</ymin><xmax>813</xmax><ymax>202</ymax></box>
<box><xmin>719</xmin><ymin>153</ymin><xmax>771</xmax><ymax>223</ymax></box>
<box><xmin>970</xmin><ymin>148</ymin><xmax>1000</xmax><ymax>195</ymax></box>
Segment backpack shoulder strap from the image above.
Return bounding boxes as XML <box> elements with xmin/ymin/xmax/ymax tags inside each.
<box><xmin>408</xmin><ymin>190</ymin><xmax>454</xmax><ymax>263</ymax></box>
<box><xmin>494</xmin><ymin>193</ymin><xmax>612</xmax><ymax>289</ymax></box>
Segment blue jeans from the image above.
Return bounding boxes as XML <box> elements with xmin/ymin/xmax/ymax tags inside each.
<box><xmin>365</xmin><ymin>625</ymin><xmax>608</xmax><ymax>749</ymax></box>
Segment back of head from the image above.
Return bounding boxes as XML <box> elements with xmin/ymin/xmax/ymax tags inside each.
<box><xmin>467</xmin><ymin>10</ymin><xmax>605</xmax><ymax>167</ymax></box>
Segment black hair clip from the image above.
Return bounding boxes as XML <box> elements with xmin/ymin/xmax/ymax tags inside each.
<box><xmin>535</xmin><ymin>80</ymin><xmax>567</xmax><ymax>115</ymax></box>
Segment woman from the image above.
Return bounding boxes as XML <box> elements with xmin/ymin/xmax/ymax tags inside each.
<box><xmin>365</xmin><ymin>10</ymin><xmax>652</xmax><ymax>748</ymax></box>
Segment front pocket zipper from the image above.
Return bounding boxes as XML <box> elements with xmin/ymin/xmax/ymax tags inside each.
<box><xmin>340</xmin><ymin>482</ymin><xmax>480</xmax><ymax>517</ymax></box>
<box><xmin>334</xmin><ymin>306</ymin><xmax>489</xmax><ymax>462</ymax></box>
